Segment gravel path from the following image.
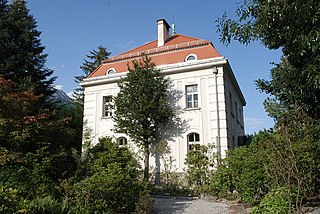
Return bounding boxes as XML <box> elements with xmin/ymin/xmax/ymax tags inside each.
<box><xmin>153</xmin><ymin>196</ymin><xmax>231</xmax><ymax>214</ymax></box>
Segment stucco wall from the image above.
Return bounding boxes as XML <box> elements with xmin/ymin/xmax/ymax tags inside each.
<box><xmin>82</xmin><ymin>58</ymin><xmax>245</xmax><ymax>172</ymax></box>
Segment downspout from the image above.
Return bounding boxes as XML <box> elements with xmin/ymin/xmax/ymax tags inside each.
<box><xmin>213</xmin><ymin>66</ymin><xmax>221</xmax><ymax>164</ymax></box>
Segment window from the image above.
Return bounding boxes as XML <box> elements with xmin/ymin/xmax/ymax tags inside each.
<box><xmin>187</xmin><ymin>132</ymin><xmax>200</xmax><ymax>151</ymax></box>
<box><xmin>235</xmin><ymin>101</ymin><xmax>239</xmax><ymax>122</ymax></box>
<box><xmin>117</xmin><ymin>137</ymin><xmax>127</xmax><ymax>146</ymax></box>
<box><xmin>185</xmin><ymin>54</ymin><xmax>197</xmax><ymax>61</ymax></box>
<box><xmin>102</xmin><ymin>96</ymin><xmax>113</xmax><ymax>117</ymax></box>
<box><xmin>229</xmin><ymin>91</ymin><xmax>234</xmax><ymax>117</ymax></box>
<box><xmin>186</xmin><ymin>85</ymin><xmax>199</xmax><ymax>109</ymax></box>
<box><xmin>106</xmin><ymin>68</ymin><xmax>116</xmax><ymax>75</ymax></box>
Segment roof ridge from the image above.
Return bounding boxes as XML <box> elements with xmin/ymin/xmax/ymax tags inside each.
<box><xmin>120</xmin><ymin>39</ymin><xmax>156</xmax><ymax>56</ymax></box>
<box><xmin>102</xmin><ymin>34</ymin><xmax>205</xmax><ymax>63</ymax></box>
<box><xmin>103</xmin><ymin>40</ymin><xmax>210</xmax><ymax>64</ymax></box>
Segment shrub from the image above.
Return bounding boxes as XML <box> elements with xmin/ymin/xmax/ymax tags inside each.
<box><xmin>70</xmin><ymin>164</ymin><xmax>143</xmax><ymax>213</ymax></box>
<box><xmin>69</xmin><ymin>137</ymin><xmax>147</xmax><ymax>213</ymax></box>
<box><xmin>135</xmin><ymin>188</ymin><xmax>154</xmax><ymax>214</ymax></box>
<box><xmin>24</xmin><ymin>195</ymin><xmax>68</xmax><ymax>214</ymax></box>
<box><xmin>208</xmin><ymin>132</ymin><xmax>270</xmax><ymax>203</ymax></box>
<box><xmin>0</xmin><ymin>187</ymin><xmax>21</xmax><ymax>214</ymax></box>
<box><xmin>185</xmin><ymin>144</ymin><xmax>216</xmax><ymax>195</ymax></box>
<box><xmin>251</xmin><ymin>188</ymin><xmax>293</xmax><ymax>214</ymax></box>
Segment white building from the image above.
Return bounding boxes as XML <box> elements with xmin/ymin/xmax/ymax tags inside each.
<box><xmin>80</xmin><ymin>19</ymin><xmax>246</xmax><ymax>172</ymax></box>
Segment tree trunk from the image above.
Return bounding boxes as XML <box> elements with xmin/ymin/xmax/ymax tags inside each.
<box><xmin>143</xmin><ymin>143</ymin><xmax>150</xmax><ymax>181</ymax></box>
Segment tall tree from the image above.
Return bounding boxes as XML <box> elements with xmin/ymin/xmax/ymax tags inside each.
<box><xmin>74</xmin><ymin>45</ymin><xmax>111</xmax><ymax>104</ymax></box>
<box><xmin>0</xmin><ymin>0</ymin><xmax>80</xmax><ymax>198</ymax></box>
<box><xmin>113</xmin><ymin>56</ymin><xmax>174</xmax><ymax>181</ymax></box>
<box><xmin>216</xmin><ymin>1</ymin><xmax>320</xmax><ymax>210</ymax></box>
<box><xmin>217</xmin><ymin>0</ymin><xmax>320</xmax><ymax>120</ymax></box>
<box><xmin>0</xmin><ymin>0</ymin><xmax>55</xmax><ymax>101</ymax></box>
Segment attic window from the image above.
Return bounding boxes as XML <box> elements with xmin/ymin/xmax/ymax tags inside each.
<box><xmin>185</xmin><ymin>54</ymin><xmax>197</xmax><ymax>61</ymax></box>
<box><xmin>106</xmin><ymin>68</ymin><xmax>116</xmax><ymax>75</ymax></box>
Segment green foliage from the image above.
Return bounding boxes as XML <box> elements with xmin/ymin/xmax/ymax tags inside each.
<box><xmin>70</xmin><ymin>169</ymin><xmax>142</xmax><ymax>213</ymax></box>
<box><xmin>151</xmin><ymin>141</ymin><xmax>188</xmax><ymax>195</ymax></box>
<box><xmin>217</xmin><ymin>0</ymin><xmax>320</xmax><ymax>120</ymax></box>
<box><xmin>0</xmin><ymin>187</ymin><xmax>21</xmax><ymax>214</ymax></box>
<box><xmin>79</xmin><ymin>45</ymin><xmax>111</xmax><ymax>77</ymax></box>
<box><xmin>24</xmin><ymin>196</ymin><xmax>68</xmax><ymax>214</ymax></box>
<box><xmin>74</xmin><ymin>45</ymin><xmax>111</xmax><ymax>104</ymax></box>
<box><xmin>0</xmin><ymin>1</ymin><xmax>151</xmax><ymax>213</ymax></box>
<box><xmin>208</xmin><ymin>131</ymin><xmax>270</xmax><ymax>203</ymax></box>
<box><xmin>0</xmin><ymin>0</ymin><xmax>55</xmax><ymax>99</ymax></box>
<box><xmin>252</xmin><ymin>188</ymin><xmax>293</xmax><ymax>214</ymax></box>
<box><xmin>69</xmin><ymin>137</ymin><xmax>147</xmax><ymax>213</ymax></box>
<box><xmin>0</xmin><ymin>1</ymin><xmax>80</xmax><ymax>201</ymax></box>
<box><xmin>135</xmin><ymin>188</ymin><xmax>154</xmax><ymax>214</ymax></box>
<box><xmin>217</xmin><ymin>1</ymin><xmax>320</xmax><ymax>210</ymax></box>
<box><xmin>262</xmin><ymin>110</ymin><xmax>320</xmax><ymax>211</ymax></box>
<box><xmin>185</xmin><ymin>144</ymin><xmax>216</xmax><ymax>194</ymax></box>
<box><xmin>114</xmin><ymin>56</ymin><xmax>175</xmax><ymax>180</ymax></box>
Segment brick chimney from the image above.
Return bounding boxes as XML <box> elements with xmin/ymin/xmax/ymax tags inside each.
<box><xmin>157</xmin><ymin>19</ymin><xmax>170</xmax><ymax>47</ymax></box>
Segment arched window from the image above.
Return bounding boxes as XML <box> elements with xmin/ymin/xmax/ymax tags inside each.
<box><xmin>106</xmin><ymin>68</ymin><xmax>116</xmax><ymax>75</ymax></box>
<box><xmin>185</xmin><ymin>54</ymin><xmax>197</xmax><ymax>62</ymax></box>
<box><xmin>187</xmin><ymin>132</ymin><xmax>200</xmax><ymax>151</ymax></box>
<box><xmin>117</xmin><ymin>137</ymin><xmax>127</xmax><ymax>146</ymax></box>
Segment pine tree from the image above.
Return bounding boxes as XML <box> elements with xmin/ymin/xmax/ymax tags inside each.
<box><xmin>0</xmin><ymin>1</ymin><xmax>80</xmax><ymax>197</ymax></box>
<box><xmin>0</xmin><ymin>0</ymin><xmax>55</xmax><ymax>101</ymax></box>
<box><xmin>80</xmin><ymin>45</ymin><xmax>111</xmax><ymax>77</ymax></box>
<box><xmin>74</xmin><ymin>45</ymin><xmax>111</xmax><ymax>104</ymax></box>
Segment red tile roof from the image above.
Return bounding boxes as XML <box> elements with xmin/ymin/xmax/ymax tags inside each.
<box><xmin>88</xmin><ymin>34</ymin><xmax>222</xmax><ymax>78</ymax></box>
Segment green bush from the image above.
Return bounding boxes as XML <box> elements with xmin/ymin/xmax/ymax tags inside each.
<box><xmin>185</xmin><ymin>144</ymin><xmax>216</xmax><ymax>195</ymax></box>
<box><xmin>252</xmin><ymin>188</ymin><xmax>292</xmax><ymax>214</ymax></box>
<box><xmin>135</xmin><ymin>188</ymin><xmax>154</xmax><ymax>214</ymax></box>
<box><xmin>0</xmin><ymin>187</ymin><xmax>21</xmax><ymax>214</ymax></box>
<box><xmin>68</xmin><ymin>137</ymin><xmax>147</xmax><ymax>213</ymax></box>
<box><xmin>208</xmin><ymin>132</ymin><xmax>270</xmax><ymax>203</ymax></box>
<box><xmin>24</xmin><ymin>195</ymin><xmax>68</xmax><ymax>214</ymax></box>
<box><xmin>70</xmin><ymin>164</ymin><xmax>143</xmax><ymax>213</ymax></box>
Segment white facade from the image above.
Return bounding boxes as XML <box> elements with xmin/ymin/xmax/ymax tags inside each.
<box><xmin>81</xmin><ymin>19</ymin><xmax>245</xmax><ymax>172</ymax></box>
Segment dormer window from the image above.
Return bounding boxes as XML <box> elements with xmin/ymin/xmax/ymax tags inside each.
<box><xmin>185</xmin><ymin>54</ymin><xmax>197</xmax><ymax>62</ymax></box>
<box><xmin>106</xmin><ymin>68</ymin><xmax>116</xmax><ymax>75</ymax></box>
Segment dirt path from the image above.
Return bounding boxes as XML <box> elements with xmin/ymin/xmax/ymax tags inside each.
<box><xmin>153</xmin><ymin>196</ymin><xmax>249</xmax><ymax>214</ymax></box>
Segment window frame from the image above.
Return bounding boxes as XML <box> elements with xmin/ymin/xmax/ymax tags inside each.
<box><xmin>106</xmin><ymin>68</ymin><xmax>116</xmax><ymax>75</ymax></box>
<box><xmin>102</xmin><ymin>96</ymin><xmax>113</xmax><ymax>117</ymax></box>
<box><xmin>117</xmin><ymin>137</ymin><xmax>127</xmax><ymax>146</ymax></box>
<box><xmin>185</xmin><ymin>54</ymin><xmax>197</xmax><ymax>62</ymax></box>
<box><xmin>187</xmin><ymin>132</ymin><xmax>200</xmax><ymax>151</ymax></box>
<box><xmin>185</xmin><ymin>84</ymin><xmax>199</xmax><ymax>109</ymax></box>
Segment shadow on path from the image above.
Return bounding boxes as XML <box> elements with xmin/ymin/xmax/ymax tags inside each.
<box><xmin>153</xmin><ymin>197</ymin><xmax>195</xmax><ymax>214</ymax></box>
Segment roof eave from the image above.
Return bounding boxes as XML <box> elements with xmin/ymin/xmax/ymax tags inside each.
<box><xmin>80</xmin><ymin>57</ymin><xmax>226</xmax><ymax>87</ymax></box>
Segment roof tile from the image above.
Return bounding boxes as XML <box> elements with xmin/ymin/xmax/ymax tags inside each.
<box><xmin>89</xmin><ymin>34</ymin><xmax>222</xmax><ymax>78</ymax></box>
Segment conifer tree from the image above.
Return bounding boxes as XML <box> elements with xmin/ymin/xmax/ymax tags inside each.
<box><xmin>0</xmin><ymin>0</ymin><xmax>55</xmax><ymax>101</ymax></box>
<box><xmin>74</xmin><ymin>45</ymin><xmax>111</xmax><ymax>104</ymax></box>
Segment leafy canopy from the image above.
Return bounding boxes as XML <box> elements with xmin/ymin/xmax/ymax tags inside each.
<box><xmin>217</xmin><ymin>0</ymin><xmax>320</xmax><ymax>119</ymax></box>
<box><xmin>113</xmin><ymin>56</ymin><xmax>174</xmax><ymax>180</ymax></box>
<box><xmin>114</xmin><ymin>56</ymin><xmax>174</xmax><ymax>145</ymax></box>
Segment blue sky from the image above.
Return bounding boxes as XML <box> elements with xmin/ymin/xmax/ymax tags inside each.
<box><xmin>26</xmin><ymin>0</ymin><xmax>281</xmax><ymax>134</ymax></box>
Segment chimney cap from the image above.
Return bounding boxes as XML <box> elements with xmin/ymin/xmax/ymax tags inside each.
<box><xmin>157</xmin><ymin>18</ymin><xmax>171</xmax><ymax>29</ymax></box>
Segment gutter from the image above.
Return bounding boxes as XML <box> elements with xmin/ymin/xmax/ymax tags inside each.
<box><xmin>80</xmin><ymin>57</ymin><xmax>227</xmax><ymax>87</ymax></box>
<box><xmin>213</xmin><ymin>66</ymin><xmax>221</xmax><ymax>164</ymax></box>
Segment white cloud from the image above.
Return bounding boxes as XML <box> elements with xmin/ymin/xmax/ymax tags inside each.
<box><xmin>245</xmin><ymin>117</ymin><xmax>266</xmax><ymax>128</ymax></box>
<box><xmin>54</xmin><ymin>85</ymin><xmax>63</xmax><ymax>90</ymax></box>
<box><xmin>66</xmin><ymin>91</ymin><xmax>74</xmax><ymax>98</ymax></box>
<box><xmin>116</xmin><ymin>40</ymin><xmax>134</xmax><ymax>49</ymax></box>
